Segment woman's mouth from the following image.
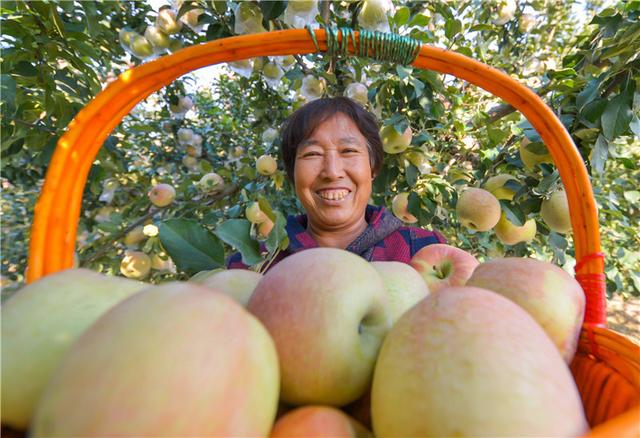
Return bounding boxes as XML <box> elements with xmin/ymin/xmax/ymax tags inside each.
<box><xmin>316</xmin><ymin>189</ymin><xmax>351</xmax><ymax>202</ymax></box>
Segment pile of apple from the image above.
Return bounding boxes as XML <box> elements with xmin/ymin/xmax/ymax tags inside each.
<box><xmin>2</xmin><ymin>244</ymin><xmax>589</xmax><ymax>436</ymax></box>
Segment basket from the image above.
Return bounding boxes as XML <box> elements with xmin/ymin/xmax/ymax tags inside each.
<box><xmin>26</xmin><ymin>29</ymin><xmax>640</xmax><ymax>436</ymax></box>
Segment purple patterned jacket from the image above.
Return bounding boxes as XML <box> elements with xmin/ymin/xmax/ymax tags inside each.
<box><xmin>227</xmin><ymin>205</ymin><xmax>446</xmax><ymax>271</ymax></box>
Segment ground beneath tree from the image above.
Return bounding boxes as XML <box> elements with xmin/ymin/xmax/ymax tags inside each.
<box><xmin>606</xmin><ymin>294</ymin><xmax>640</xmax><ymax>343</ymax></box>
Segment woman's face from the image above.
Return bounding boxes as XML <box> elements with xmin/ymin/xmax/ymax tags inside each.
<box><xmin>294</xmin><ymin>113</ymin><xmax>373</xmax><ymax>232</ymax></box>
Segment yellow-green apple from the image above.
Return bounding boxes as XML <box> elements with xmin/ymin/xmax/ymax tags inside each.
<box><xmin>494</xmin><ymin>213</ymin><xmax>537</xmax><ymax>245</ymax></box>
<box><xmin>370</xmin><ymin>261</ymin><xmax>429</xmax><ymax>325</ymax></box>
<box><xmin>271</xmin><ymin>406</ymin><xmax>372</xmax><ymax>438</ymax></box>
<box><xmin>177</xmin><ymin>127</ymin><xmax>194</xmax><ymax>143</ymax></box>
<box><xmin>143</xmin><ymin>25</ymin><xmax>170</xmax><ymax>50</ymax></box>
<box><xmin>286</xmin><ymin>0</ymin><xmax>317</xmax><ymax>13</ymax></box>
<box><xmin>409</xmin><ymin>244</ymin><xmax>479</xmax><ymax>292</ymax></box>
<box><xmin>541</xmin><ymin>190</ymin><xmax>572</xmax><ymax>233</ymax></box>
<box><xmin>156</xmin><ymin>7</ymin><xmax>182</xmax><ymax>34</ymax></box>
<box><xmin>180</xmin><ymin>8</ymin><xmax>205</xmax><ymax>32</ymax></box>
<box><xmin>519</xmin><ymin>13</ymin><xmax>536</xmax><ymax>32</ymax></box>
<box><xmin>391</xmin><ymin>192</ymin><xmax>417</xmax><ymax>223</ymax></box>
<box><xmin>31</xmin><ymin>283</ymin><xmax>279</xmax><ymax>437</ymax></box>
<box><xmin>247</xmin><ymin>248</ymin><xmax>391</xmax><ymax>406</ymax></box>
<box><xmin>186</xmin><ymin>144</ymin><xmax>202</xmax><ymax>157</ymax></box>
<box><xmin>358</xmin><ymin>0</ymin><xmax>393</xmax><ymax>31</ymax></box>
<box><xmin>118</xmin><ymin>27</ymin><xmax>137</xmax><ymax>51</ymax></box>
<box><xmin>466</xmin><ymin>257</ymin><xmax>585</xmax><ymax>362</ymax></box>
<box><xmin>262</xmin><ymin>127</ymin><xmax>279</xmax><ymax>144</ymax></box>
<box><xmin>129</xmin><ymin>35</ymin><xmax>154</xmax><ymax>59</ymax></box>
<box><xmin>262</xmin><ymin>62</ymin><xmax>284</xmax><ymax>81</ymax></box>
<box><xmin>123</xmin><ymin>225</ymin><xmax>146</xmax><ymax>248</ymax></box>
<box><xmin>456</xmin><ymin>187</ymin><xmax>501</xmax><ymax>231</ymax></box>
<box><xmin>234</xmin><ymin>2</ymin><xmax>266</xmax><ymax>34</ymax></box>
<box><xmin>371</xmin><ymin>287</ymin><xmax>588</xmax><ymax>437</ymax></box>
<box><xmin>483</xmin><ymin>174</ymin><xmax>518</xmax><ymax>201</ymax></box>
<box><xmin>120</xmin><ymin>251</ymin><xmax>151</xmax><ymax>280</ymax></box>
<box><xmin>493</xmin><ymin>0</ymin><xmax>516</xmax><ymax>25</ymax></box>
<box><xmin>189</xmin><ymin>268</ymin><xmax>262</xmax><ymax>307</ymax></box>
<box><xmin>148</xmin><ymin>183</ymin><xmax>175</xmax><ymax>207</ymax></box>
<box><xmin>1</xmin><ymin>269</ymin><xmax>148</xmax><ymax>429</ymax></box>
<box><xmin>381</xmin><ymin>124</ymin><xmax>412</xmax><ymax>154</ymax></box>
<box><xmin>197</xmin><ymin>172</ymin><xmax>224</xmax><ymax>194</ymax></box>
<box><xmin>257</xmin><ymin>154</ymin><xmax>278</xmax><ymax>175</ymax></box>
<box><xmin>519</xmin><ymin>137</ymin><xmax>553</xmax><ymax>170</ymax></box>
<box><xmin>182</xmin><ymin>155</ymin><xmax>198</xmax><ymax>171</ymax></box>
<box><xmin>345</xmin><ymin>82</ymin><xmax>369</xmax><ymax>106</ymax></box>
<box><xmin>246</xmin><ymin>201</ymin><xmax>268</xmax><ymax>224</ymax></box>
<box><xmin>301</xmin><ymin>75</ymin><xmax>326</xmax><ymax>100</ymax></box>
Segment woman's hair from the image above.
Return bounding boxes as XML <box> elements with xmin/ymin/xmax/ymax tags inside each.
<box><xmin>279</xmin><ymin>96</ymin><xmax>384</xmax><ymax>182</ymax></box>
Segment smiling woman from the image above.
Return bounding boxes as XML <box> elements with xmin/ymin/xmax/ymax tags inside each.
<box><xmin>227</xmin><ymin>97</ymin><xmax>445</xmax><ymax>270</ymax></box>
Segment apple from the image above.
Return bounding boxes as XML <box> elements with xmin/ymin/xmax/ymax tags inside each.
<box><xmin>271</xmin><ymin>406</ymin><xmax>371</xmax><ymax>437</ymax></box>
<box><xmin>358</xmin><ymin>0</ymin><xmax>394</xmax><ymax>31</ymax></box>
<box><xmin>123</xmin><ymin>225</ymin><xmax>146</xmax><ymax>248</ymax></box>
<box><xmin>262</xmin><ymin>127</ymin><xmax>279</xmax><ymax>144</ymax></box>
<box><xmin>178</xmin><ymin>96</ymin><xmax>194</xmax><ymax>111</ymax></box>
<box><xmin>129</xmin><ymin>35</ymin><xmax>154</xmax><ymax>59</ymax></box>
<box><xmin>1</xmin><ymin>269</ymin><xmax>148</xmax><ymax>429</ymax></box>
<box><xmin>31</xmin><ymin>283</ymin><xmax>280</xmax><ymax>437</ymax></box>
<box><xmin>232</xmin><ymin>145</ymin><xmax>244</xmax><ymax>158</ymax></box>
<box><xmin>493</xmin><ymin>0</ymin><xmax>516</xmax><ymax>25</ymax></box>
<box><xmin>345</xmin><ymin>82</ymin><xmax>369</xmax><ymax>106</ymax></box>
<box><xmin>466</xmin><ymin>257</ymin><xmax>585</xmax><ymax>363</ymax></box>
<box><xmin>494</xmin><ymin>213</ymin><xmax>537</xmax><ymax>245</ymax></box>
<box><xmin>262</xmin><ymin>62</ymin><xmax>284</xmax><ymax>81</ymax></box>
<box><xmin>191</xmin><ymin>133</ymin><xmax>203</xmax><ymax>146</ymax></box>
<box><xmin>286</xmin><ymin>0</ymin><xmax>317</xmax><ymax>13</ymax></box>
<box><xmin>256</xmin><ymin>154</ymin><xmax>277</xmax><ymax>175</ymax></box>
<box><xmin>229</xmin><ymin>59</ymin><xmax>254</xmax><ymax>78</ymax></box>
<box><xmin>257</xmin><ymin>218</ymin><xmax>275</xmax><ymax>238</ymax></box>
<box><xmin>405</xmin><ymin>151</ymin><xmax>431</xmax><ymax>174</ymax></box>
<box><xmin>370</xmin><ymin>261</ymin><xmax>429</xmax><ymax>325</ymax></box>
<box><xmin>118</xmin><ymin>27</ymin><xmax>137</xmax><ymax>50</ymax></box>
<box><xmin>144</xmin><ymin>25</ymin><xmax>170</xmax><ymax>50</ymax></box>
<box><xmin>180</xmin><ymin>8</ymin><xmax>205</xmax><ymax>32</ymax></box>
<box><xmin>381</xmin><ymin>124</ymin><xmax>412</xmax><ymax>154</ymax></box>
<box><xmin>177</xmin><ymin>127</ymin><xmax>194</xmax><ymax>143</ymax></box>
<box><xmin>182</xmin><ymin>155</ymin><xmax>198</xmax><ymax>171</ymax></box>
<box><xmin>120</xmin><ymin>251</ymin><xmax>151</xmax><ymax>280</ymax></box>
<box><xmin>519</xmin><ymin>13</ymin><xmax>536</xmax><ymax>32</ymax></box>
<box><xmin>519</xmin><ymin>137</ymin><xmax>553</xmax><ymax>170</ymax></box>
<box><xmin>189</xmin><ymin>268</ymin><xmax>262</xmax><ymax>307</ymax></box>
<box><xmin>247</xmin><ymin>248</ymin><xmax>391</xmax><ymax>406</ymax></box>
<box><xmin>301</xmin><ymin>75</ymin><xmax>326</xmax><ymax>100</ymax></box>
<box><xmin>371</xmin><ymin>287</ymin><xmax>588</xmax><ymax>437</ymax></box>
<box><xmin>148</xmin><ymin>183</ymin><xmax>176</xmax><ymax>207</ymax></box>
<box><xmin>156</xmin><ymin>7</ymin><xmax>182</xmax><ymax>35</ymax></box>
<box><xmin>197</xmin><ymin>172</ymin><xmax>224</xmax><ymax>194</ymax></box>
<box><xmin>409</xmin><ymin>244</ymin><xmax>479</xmax><ymax>292</ymax></box>
<box><xmin>541</xmin><ymin>190</ymin><xmax>572</xmax><ymax>233</ymax></box>
<box><xmin>456</xmin><ymin>187</ymin><xmax>501</xmax><ymax>231</ymax></box>
<box><xmin>185</xmin><ymin>144</ymin><xmax>201</xmax><ymax>157</ymax></box>
<box><xmin>150</xmin><ymin>253</ymin><xmax>176</xmax><ymax>273</ymax></box>
<box><xmin>483</xmin><ymin>174</ymin><xmax>518</xmax><ymax>201</ymax></box>
<box><xmin>234</xmin><ymin>2</ymin><xmax>266</xmax><ymax>34</ymax></box>
<box><xmin>246</xmin><ymin>201</ymin><xmax>268</xmax><ymax>224</ymax></box>
<box><xmin>391</xmin><ymin>192</ymin><xmax>417</xmax><ymax>223</ymax></box>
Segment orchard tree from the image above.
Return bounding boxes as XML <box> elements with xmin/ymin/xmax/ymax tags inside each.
<box><xmin>1</xmin><ymin>0</ymin><xmax>638</xmax><ymax>299</ymax></box>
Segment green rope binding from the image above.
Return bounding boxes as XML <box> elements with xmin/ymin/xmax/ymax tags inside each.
<box><xmin>305</xmin><ymin>25</ymin><xmax>421</xmax><ymax>65</ymax></box>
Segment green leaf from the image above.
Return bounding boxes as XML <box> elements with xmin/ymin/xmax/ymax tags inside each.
<box><xmin>590</xmin><ymin>134</ymin><xmax>609</xmax><ymax>174</ymax></box>
<box><xmin>630</xmin><ymin>115</ymin><xmax>640</xmax><ymax>137</ymax></box>
<box><xmin>406</xmin><ymin>164</ymin><xmax>418</xmax><ymax>187</ymax></box>
<box><xmin>444</xmin><ymin>18</ymin><xmax>462</xmax><ymax>40</ymax></box>
<box><xmin>14</xmin><ymin>61</ymin><xmax>38</xmax><ymax>77</ymax></box>
<box><xmin>159</xmin><ymin>219</ymin><xmax>225</xmax><ymax>274</ymax></box>
<box><xmin>394</xmin><ymin>7</ymin><xmax>410</xmax><ymax>26</ymax></box>
<box><xmin>549</xmin><ymin>232</ymin><xmax>568</xmax><ymax>250</ymax></box>
<box><xmin>266</xmin><ymin>210</ymin><xmax>288</xmax><ymax>253</ymax></box>
<box><xmin>601</xmin><ymin>90</ymin><xmax>634</xmax><ymax>140</ymax></box>
<box><xmin>260</xmin><ymin>0</ymin><xmax>286</xmax><ymax>21</ymax></box>
<box><xmin>581</xmin><ymin>98</ymin><xmax>607</xmax><ymax>124</ymax></box>
<box><xmin>500</xmin><ymin>201</ymin><xmax>524</xmax><ymax>226</ymax></box>
<box><xmin>408</xmin><ymin>14</ymin><xmax>429</xmax><ymax>27</ymax></box>
<box><xmin>623</xmin><ymin>191</ymin><xmax>640</xmax><ymax>203</ymax></box>
<box><xmin>215</xmin><ymin>219</ymin><xmax>262</xmax><ymax>266</ymax></box>
<box><xmin>1</xmin><ymin>74</ymin><xmax>17</xmax><ymax>113</ymax></box>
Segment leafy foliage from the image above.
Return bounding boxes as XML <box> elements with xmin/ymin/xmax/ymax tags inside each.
<box><xmin>1</xmin><ymin>0</ymin><xmax>638</xmax><ymax>299</ymax></box>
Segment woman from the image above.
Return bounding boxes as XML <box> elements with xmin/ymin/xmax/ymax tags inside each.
<box><xmin>227</xmin><ymin>97</ymin><xmax>445</xmax><ymax>269</ymax></box>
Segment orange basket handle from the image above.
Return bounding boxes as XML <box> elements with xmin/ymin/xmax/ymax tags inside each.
<box><xmin>26</xmin><ymin>29</ymin><xmax>606</xmax><ymax>325</ymax></box>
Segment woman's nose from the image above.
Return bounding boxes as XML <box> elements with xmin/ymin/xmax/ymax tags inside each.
<box><xmin>321</xmin><ymin>152</ymin><xmax>344</xmax><ymax>179</ymax></box>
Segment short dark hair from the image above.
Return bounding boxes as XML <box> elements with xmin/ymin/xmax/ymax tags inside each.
<box><xmin>279</xmin><ymin>97</ymin><xmax>384</xmax><ymax>183</ymax></box>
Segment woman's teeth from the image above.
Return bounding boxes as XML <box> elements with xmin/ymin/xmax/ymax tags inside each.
<box><xmin>317</xmin><ymin>189</ymin><xmax>349</xmax><ymax>201</ymax></box>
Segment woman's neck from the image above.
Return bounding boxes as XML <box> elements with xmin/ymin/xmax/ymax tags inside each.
<box><xmin>306</xmin><ymin>217</ymin><xmax>368</xmax><ymax>250</ymax></box>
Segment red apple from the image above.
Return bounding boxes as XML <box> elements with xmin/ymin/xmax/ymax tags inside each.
<box><xmin>409</xmin><ymin>244</ymin><xmax>479</xmax><ymax>293</ymax></box>
<box><xmin>271</xmin><ymin>406</ymin><xmax>371</xmax><ymax>438</ymax></box>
